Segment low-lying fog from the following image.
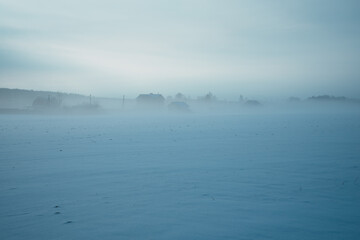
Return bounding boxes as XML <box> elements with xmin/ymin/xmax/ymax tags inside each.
<box><xmin>1</xmin><ymin>88</ymin><xmax>359</xmax><ymax>116</ymax></box>
<box><xmin>1</xmin><ymin>88</ymin><xmax>360</xmax><ymax>239</ymax></box>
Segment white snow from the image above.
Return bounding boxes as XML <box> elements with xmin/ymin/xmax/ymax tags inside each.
<box><xmin>1</xmin><ymin>113</ymin><xmax>360</xmax><ymax>239</ymax></box>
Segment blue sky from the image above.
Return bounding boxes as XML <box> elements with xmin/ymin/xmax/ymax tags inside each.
<box><xmin>0</xmin><ymin>0</ymin><xmax>359</xmax><ymax>99</ymax></box>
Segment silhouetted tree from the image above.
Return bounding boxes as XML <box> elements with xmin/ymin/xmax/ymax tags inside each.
<box><xmin>200</xmin><ymin>92</ymin><xmax>217</xmax><ymax>102</ymax></box>
<box><xmin>175</xmin><ymin>93</ymin><xmax>186</xmax><ymax>100</ymax></box>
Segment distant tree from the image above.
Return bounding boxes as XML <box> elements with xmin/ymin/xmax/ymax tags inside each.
<box><xmin>136</xmin><ymin>93</ymin><xmax>165</xmax><ymax>107</ymax></box>
<box><xmin>32</xmin><ymin>95</ymin><xmax>61</xmax><ymax>109</ymax></box>
<box><xmin>200</xmin><ymin>92</ymin><xmax>217</xmax><ymax>102</ymax></box>
<box><xmin>308</xmin><ymin>95</ymin><xmax>347</xmax><ymax>101</ymax></box>
<box><xmin>175</xmin><ymin>93</ymin><xmax>186</xmax><ymax>100</ymax></box>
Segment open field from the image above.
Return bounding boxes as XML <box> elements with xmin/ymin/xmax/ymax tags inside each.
<box><xmin>1</xmin><ymin>112</ymin><xmax>360</xmax><ymax>239</ymax></box>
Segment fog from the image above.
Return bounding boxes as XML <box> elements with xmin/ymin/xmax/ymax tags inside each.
<box><xmin>1</xmin><ymin>88</ymin><xmax>359</xmax><ymax>116</ymax></box>
<box><xmin>1</xmin><ymin>88</ymin><xmax>360</xmax><ymax>239</ymax></box>
<box><xmin>1</xmin><ymin>1</ymin><xmax>360</xmax><ymax>239</ymax></box>
<box><xmin>1</xmin><ymin>103</ymin><xmax>360</xmax><ymax>239</ymax></box>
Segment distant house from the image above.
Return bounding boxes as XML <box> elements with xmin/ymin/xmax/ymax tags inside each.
<box><xmin>136</xmin><ymin>93</ymin><xmax>165</xmax><ymax>107</ymax></box>
<box><xmin>168</xmin><ymin>101</ymin><xmax>190</xmax><ymax>112</ymax></box>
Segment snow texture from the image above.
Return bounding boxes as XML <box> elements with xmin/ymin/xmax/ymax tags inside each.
<box><xmin>1</xmin><ymin>113</ymin><xmax>360</xmax><ymax>239</ymax></box>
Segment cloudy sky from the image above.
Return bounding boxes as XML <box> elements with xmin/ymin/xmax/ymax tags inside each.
<box><xmin>0</xmin><ymin>0</ymin><xmax>359</xmax><ymax>99</ymax></box>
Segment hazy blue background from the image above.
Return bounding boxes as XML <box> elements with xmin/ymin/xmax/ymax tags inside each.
<box><xmin>1</xmin><ymin>0</ymin><xmax>359</xmax><ymax>99</ymax></box>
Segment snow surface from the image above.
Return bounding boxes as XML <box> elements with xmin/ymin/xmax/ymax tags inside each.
<box><xmin>1</xmin><ymin>113</ymin><xmax>360</xmax><ymax>239</ymax></box>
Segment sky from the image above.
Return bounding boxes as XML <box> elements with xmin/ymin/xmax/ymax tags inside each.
<box><xmin>0</xmin><ymin>0</ymin><xmax>360</xmax><ymax>100</ymax></box>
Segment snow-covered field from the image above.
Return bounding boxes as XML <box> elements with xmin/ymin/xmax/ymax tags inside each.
<box><xmin>1</xmin><ymin>112</ymin><xmax>359</xmax><ymax>239</ymax></box>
